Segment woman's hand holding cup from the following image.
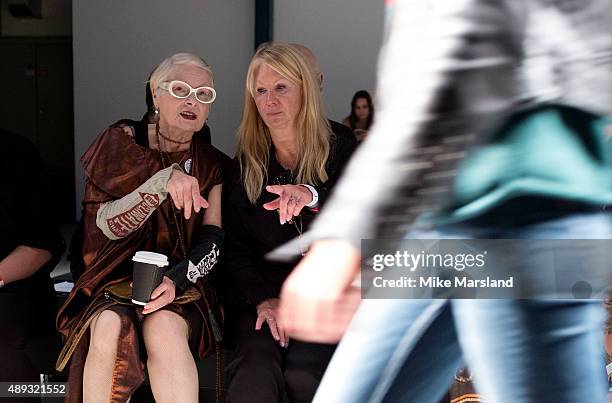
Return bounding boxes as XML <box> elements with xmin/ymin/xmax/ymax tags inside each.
<box><xmin>142</xmin><ymin>276</ymin><xmax>176</xmax><ymax>315</ymax></box>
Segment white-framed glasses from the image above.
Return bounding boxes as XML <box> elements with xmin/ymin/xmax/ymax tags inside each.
<box><xmin>158</xmin><ymin>80</ymin><xmax>216</xmax><ymax>104</ymax></box>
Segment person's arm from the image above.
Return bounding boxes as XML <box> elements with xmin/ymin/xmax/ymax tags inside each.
<box><xmin>224</xmin><ymin>192</ymin><xmax>289</xmax><ymax>346</ymax></box>
<box><xmin>263</xmin><ymin>131</ymin><xmax>358</xmax><ymax>220</ymax></box>
<box><xmin>0</xmin><ymin>132</ymin><xmax>64</xmax><ymax>287</ymax></box>
<box><xmin>96</xmin><ymin>164</ymin><xmax>209</xmax><ymax>240</ymax></box>
<box><xmin>0</xmin><ymin>246</ymin><xmax>52</xmax><ymax>286</ymax></box>
<box><xmin>165</xmin><ymin>184</ymin><xmax>223</xmax><ymax>294</ymax></box>
<box><xmin>96</xmin><ymin>164</ymin><xmax>178</xmax><ymax>239</ymax></box>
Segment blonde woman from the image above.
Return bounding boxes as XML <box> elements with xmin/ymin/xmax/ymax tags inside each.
<box><xmin>222</xmin><ymin>42</ymin><xmax>356</xmax><ymax>403</ymax></box>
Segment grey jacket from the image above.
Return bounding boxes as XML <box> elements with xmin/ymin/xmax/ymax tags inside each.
<box><xmin>273</xmin><ymin>0</ymin><xmax>612</xmax><ymax>255</ymax></box>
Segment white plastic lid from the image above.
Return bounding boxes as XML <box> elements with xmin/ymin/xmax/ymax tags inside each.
<box><xmin>132</xmin><ymin>251</ymin><xmax>169</xmax><ymax>267</ymax></box>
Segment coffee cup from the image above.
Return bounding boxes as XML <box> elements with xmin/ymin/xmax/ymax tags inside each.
<box><xmin>131</xmin><ymin>251</ymin><xmax>169</xmax><ymax>305</ymax></box>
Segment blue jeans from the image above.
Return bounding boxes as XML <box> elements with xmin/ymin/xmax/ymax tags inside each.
<box><xmin>313</xmin><ymin>212</ymin><xmax>610</xmax><ymax>403</ymax></box>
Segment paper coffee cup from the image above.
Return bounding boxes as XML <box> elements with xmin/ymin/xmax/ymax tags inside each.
<box><xmin>131</xmin><ymin>251</ymin><xmax>169</xmax><ymax>305</ymax></box>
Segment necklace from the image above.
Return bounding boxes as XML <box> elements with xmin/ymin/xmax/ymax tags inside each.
<box><xmin>166</xmin><ymin>149</ymin><xmax>190</xmax><ymax>170</ymax></box>
<box><xmin>156</xmin><ymin>125</ymin><xmax>191</xmax><ymax>259</ymax></box>
<box><xmin>289</xmin><ymin>215</ymin><xmax>307</xmax><ymax>256</ymax></box>
<box><xmin>158</xmin><ymin>129</ymin><xmax>193</xmax><ymax>145</ymax></box>
<box><xmin>156</xmin><ymin>124</ymin><xmax>191</xmax><ymax>168</ymax></box>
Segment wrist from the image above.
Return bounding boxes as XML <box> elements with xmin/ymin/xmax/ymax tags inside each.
<box><xmin>299</xmin><ymin>184</ymin><xmax>319</xmax><ymax>208</ymax></box>
<box><xmin>257</xmin><ymin>297</ymin><xmax>276</xmax><ymax>309</ymax></box>
<box><xmin>157</xmin><ymin>164</ymin><xmax>181</xmax><ymax>195</ymax></box>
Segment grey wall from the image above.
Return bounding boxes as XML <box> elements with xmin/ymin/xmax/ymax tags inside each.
<box><xmin>72</xmin><ymin>1</ymin><xmax>253</xmax><ymax>215</ymax></box>
<box><xmin>72</xmin><ymin>1</ymin><xmax>384</xmax><ymax>218</ymax></box>
<box><xmin>274</xmin><ymin>0</ymin><xmax>384</xmax><ymax>122</ymax></box>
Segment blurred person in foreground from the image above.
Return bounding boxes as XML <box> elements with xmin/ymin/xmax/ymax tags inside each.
<box><xmin>222</xmin><ymin>42</ymin><xmax>356</xmax><ymax>403</ymax></box>
<box><xmin>605</xmin><ymin>290</ymin><xmax>612</xmax><ymax>384</ymax></box>
<box><xmin>56</xmin><ymin>52</ymin><xmax>228</xmax><ymax>403</ymax></box>
<box><xmin>277</xmin><ymin>1</ymin><xmax>612</xmax><ymax>402</ymax></box>
<box><xmin>0</xmin><ymin>129</ymin><xmax>64</xmax><ymax>401</ymax></box>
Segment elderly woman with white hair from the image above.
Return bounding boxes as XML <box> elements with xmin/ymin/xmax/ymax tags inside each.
<box><xmin>56</xmin><ymin>52</ymin><xmax>228</xmax><ymax>403</ymax></box>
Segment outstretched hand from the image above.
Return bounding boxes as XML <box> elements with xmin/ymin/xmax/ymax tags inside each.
<box><xmin>263</xmin><ymin>185</ymin><xmax>313</xmax><ymax>224</ymax></box>
<box><xmin>167</xmin><ymin>170</ymin><xmax>209</xmax><ymax>219</ymax></box>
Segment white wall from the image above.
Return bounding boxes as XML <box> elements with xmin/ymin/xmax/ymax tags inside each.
<box><xmin>72</xmin><ymin>0</ymin><xmax>253</xmax><ymax>215</ymax></box>
<box><xmin>274</xmin><ymin>0</ymin><xmax>384</xmax><ymax>122</ymax></box>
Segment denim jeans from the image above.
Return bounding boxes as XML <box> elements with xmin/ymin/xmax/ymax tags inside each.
<box><xmin>313</xmin><ymin>212</ymin><xmax>610</xmax><ymax>403</ymax></box>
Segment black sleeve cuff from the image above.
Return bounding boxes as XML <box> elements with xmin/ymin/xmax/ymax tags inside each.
<box><xmin>166</xmin><ymin>261</ymin><xmax>190</xmax><ymax>295</ymax></box>
<box><xmin>166</xmin><ymin>225</ymin><xmax>224</xmax><ymax>295</ymax></box>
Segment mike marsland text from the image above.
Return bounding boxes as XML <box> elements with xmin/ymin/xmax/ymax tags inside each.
<box><xmin>372</xmin><ymin>276</ymin><xmax>514</xmax><ymax>288</ymax></box>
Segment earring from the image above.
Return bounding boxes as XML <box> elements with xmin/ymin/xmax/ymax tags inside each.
<box><xmin>152</xmin><ymin>107</ymin><xmax>160</xmax><ymax>124</ymax></box>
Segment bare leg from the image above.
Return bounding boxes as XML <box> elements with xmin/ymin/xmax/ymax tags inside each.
<box><xmin>83</xmin><ymin>310</ymin><xmax>122</xmax><ymax>403</ymax></box>
<box><xmin>605</xmin><ymin>334</ymin><xmax>612</xmax><ymax>355</ymax></box>
<box><xmin>604</xmin><ymin>292</ymin><xmax>612</xmax><ymax>382</ymax></box>
<box><xmin>142</xmin><ymin>310</ymin><xmax>198</xmax><ymax>403</ymax></box>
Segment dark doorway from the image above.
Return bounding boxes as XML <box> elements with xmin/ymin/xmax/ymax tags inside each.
<box><xmin>0</xmin><ymin>37</ymin><xmax>75</xmax><ymax>223</ymax></box>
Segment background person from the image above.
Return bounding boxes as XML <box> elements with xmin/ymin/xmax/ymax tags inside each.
<box><xmin>0</xmin><ymin>129</ymin><xmax>64</xmax><ymax>402</ymax></box>
<box><xmin>342</xmin><ymin>90</ymin><xmax>374</xmax><ymax>142</ymax></box>
<box><xmin>289</xmin><ymin>43</ymin><xmax>358</xmax><ymax>143</ymax></box>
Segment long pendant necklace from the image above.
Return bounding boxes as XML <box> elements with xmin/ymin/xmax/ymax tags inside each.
<box><xmin>291</xmin><ymin>215</ymin><xmax>307</xmax><ymax>256</ymax></box>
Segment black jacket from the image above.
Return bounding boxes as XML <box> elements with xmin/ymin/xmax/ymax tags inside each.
<box><xmin>221</xmin><ymin>122</ymin><xmax>356</xmax><ymax>307</ymax></box>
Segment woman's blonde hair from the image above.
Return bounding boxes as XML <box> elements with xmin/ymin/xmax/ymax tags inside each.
<box><xmin>238</xmin><ymin>42</ymin><xmax>331</xmax><ymax>203</ymax></box>
<box><xmin>149</xmin><ymin>52</ymin><xmax>214</xmax><ymax>96</ymax></box>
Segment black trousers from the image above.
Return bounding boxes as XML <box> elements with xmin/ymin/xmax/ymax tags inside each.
<box><xmin>225</xmin><ymin>309</ymin><xmax>336</xmax><ymax>403</ymax></box>
<box><xmin>0</xmin><ymin>282</ymin><xmax>58</xmax><ymax>403</ymax></box>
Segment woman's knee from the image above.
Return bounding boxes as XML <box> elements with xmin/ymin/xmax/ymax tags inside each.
<box><xmin>142</xmin><ymin>310</ymin><xmax>189</xmax><ymax>356</ymax></box>
<box><xmin>88</xmin><ymin>310</ymin><xmax>121</xmax><ymax>355</ymax></box>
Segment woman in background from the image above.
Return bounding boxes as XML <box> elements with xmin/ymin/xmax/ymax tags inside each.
<box><xmin>342</xmin><ymin>90</ymin><xmax>374</xmax><ymax>142</ymax></box>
